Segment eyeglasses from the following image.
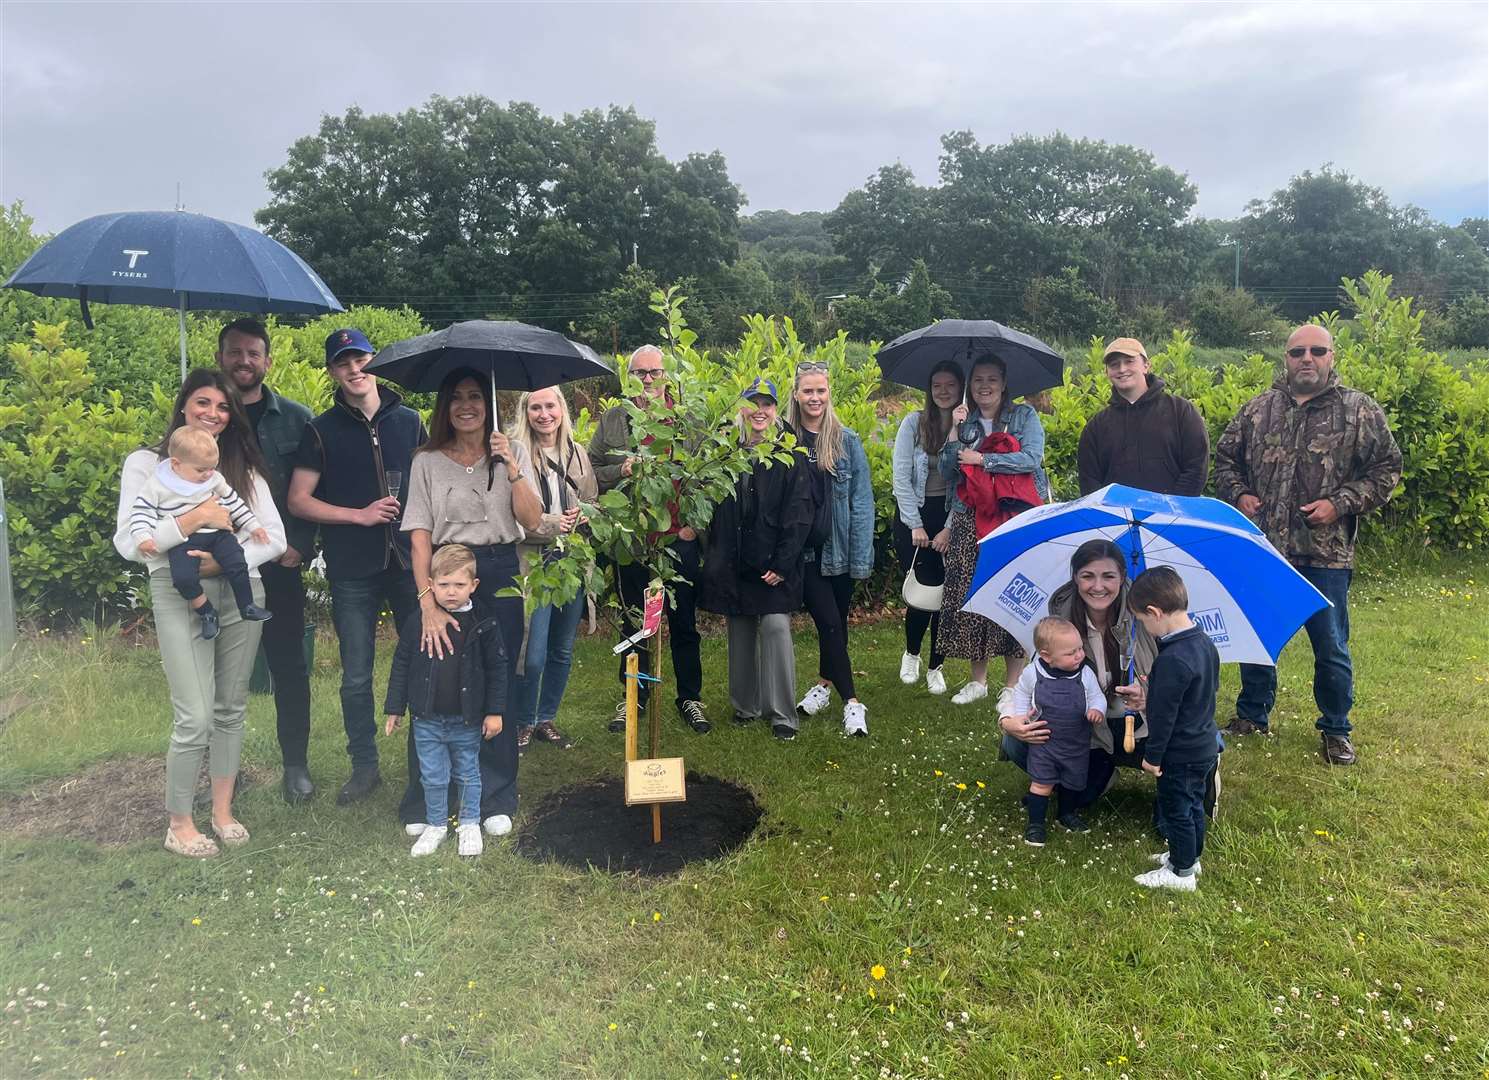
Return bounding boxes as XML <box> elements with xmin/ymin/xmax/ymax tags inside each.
<box><xmin>795</xmin><ymin>360</ymin><xmax>830</xmax><ymax>374</ymax></box>
<box><xmin>1286</xmin><ymin>345</ymin><xmax>1331</xmax><ymax>359</ymax></box>
<box><xmin>631</xmin><ymin>367</ymin><xmax>666</xmax><ymax>381</ymax></box>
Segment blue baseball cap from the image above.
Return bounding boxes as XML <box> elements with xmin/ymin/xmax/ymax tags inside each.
<box><xmin>324</xmin><ymin>327</ymin><xmax>374</xmax><ymax>364</ymax></box>
<box><xmin>742</xmin><ymin>377</ymin><xmax>778</xmax><ymax>403</ymax></box>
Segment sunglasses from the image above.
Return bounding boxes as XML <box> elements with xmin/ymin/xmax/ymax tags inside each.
<box><xmin>631</xmin><ymin>367</ymin><xmax>666</xmax><ymax>380</ymax></box>
<box><xmin>1287</xmin><ymin>345</ymin><xmax>1331</xmax><ymax>359</ymax></box>
<box><xmin>795</xmin><ymin>360</ymin><xmax>830</xmax><ymax>373</ymax></box>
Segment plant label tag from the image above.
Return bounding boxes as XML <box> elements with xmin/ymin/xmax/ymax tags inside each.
<box><xmin>624</xmin><ymin>757</ymin><xmax>686</xmax><ymax>806</ymax></box>
<box><xmin>641</xmin><ymin>581</ymin><xmax>664</xmax><ymax>638</ymax></box>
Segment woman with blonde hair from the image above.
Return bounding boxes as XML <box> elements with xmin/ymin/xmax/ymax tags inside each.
<box><xmin>509</xmin><ymin>385</ymin><xmax>597</xmax><ymax>750</ymax></box>
<box><xmin>786</xmin><ymin>360</ymin><xmax>875</xmax><ymax>736</ymax></box>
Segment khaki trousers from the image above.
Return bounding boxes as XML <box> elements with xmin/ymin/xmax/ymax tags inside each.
<box><xmin>150</xmin><ymin>569</ymin><xmax>264</xmax><ymax>816</ymax></box>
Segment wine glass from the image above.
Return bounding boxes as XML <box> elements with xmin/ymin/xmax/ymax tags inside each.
<box><xmin>385</xmin><ymin>470</ymin><xmax>403</xmax><ymax>502</ymax></box>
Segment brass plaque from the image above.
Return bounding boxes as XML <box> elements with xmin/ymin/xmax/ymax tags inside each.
<box><xmin>624</xmin><ymin>757</ymin><xmax>687</xmax><ymax>805</ymax></box>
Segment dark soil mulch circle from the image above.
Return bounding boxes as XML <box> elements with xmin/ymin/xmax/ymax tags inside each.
<box><xmin>516</xmin><ymin>773</ymin><xmax>762</xmax><ymax>877</ymax></box>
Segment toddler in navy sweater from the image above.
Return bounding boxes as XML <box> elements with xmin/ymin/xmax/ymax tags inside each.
<box><xmin>1127</xmin><ymin>566</ymin><xmax>1220</xmax><ymax>892</ymax></box>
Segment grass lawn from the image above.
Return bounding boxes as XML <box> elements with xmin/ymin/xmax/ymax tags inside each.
<box><xmin>2</xmin><ymin>554</ymin><xmax>1487</xmax><ymax>1078</ymax></box>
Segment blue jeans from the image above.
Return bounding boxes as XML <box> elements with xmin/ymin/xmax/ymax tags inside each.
<box><xmin>1237</xmin><ymin>566</ymin><xmax>1353</xmax><ymax>736</ymax></box>
<box><xmin>412</xmin><ymin>713</ymin><xmax>482</xmax><ymax>826</ymax></box>
<box><xmin>511</xmin><ymin>594</ymin><xmax>585</xmax><ymax>728</ymax></box>
<box><xmin>330</xmin><ymin>567</ymin><xmax>418</xmax><ymax>767</ymax></box>
<box><xmin>1155</xmin><ymin>758</ymin><xmax>1215</xmax><ymax>875</ymax></box>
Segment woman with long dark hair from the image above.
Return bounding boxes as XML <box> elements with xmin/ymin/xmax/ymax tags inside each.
<box><xmin>113</xmin><ymin>369</ymin><xmax>286</xmax><ymax>857</ymax></box>
<box><xmin>398</xmin><ymin>369</ymin><xmax>542</xmax><ymax>837</ymax></box>
<box><xmin>891</xmin><ymin>359</ymin><xmax>963</xmax><ymax>696</ymax></box>
<box><xmin>935</xmin><ymin>356</ymin><xmax>1048</xmax><ymax>710</ymax></box>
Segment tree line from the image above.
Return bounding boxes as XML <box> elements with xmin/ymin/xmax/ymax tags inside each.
<box><xmin>255</xmin><ymin>96</ymin><xmax>1489</xmax><ymax>349</ymax></box>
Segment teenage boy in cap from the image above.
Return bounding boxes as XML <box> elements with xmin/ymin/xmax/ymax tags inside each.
<box><xmin>1076</xmin><ymin>338</ymin><xmax>1210</xmax><ymax>497</ymax></box>
<box><xmin>215</xmin><ymin>318</ymin><xmax>319</xmax><ymax>804</ymax></box>
<box><xmin>288</xmin><ymin>328</ymin><xmax>427</xmax><ymax>804</ymax></box>
<box><xmin>589</xmin><ymin>344</ymin><xmax>709</xmax><ymax>735</ymax></box>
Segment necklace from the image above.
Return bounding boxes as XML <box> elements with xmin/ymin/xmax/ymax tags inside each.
<box><xmin>443</xmin><ymin>446</ymin><xmax>485</xmax><ymax>475</ymax></box>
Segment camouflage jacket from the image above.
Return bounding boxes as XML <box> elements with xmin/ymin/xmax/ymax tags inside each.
<box><xmin>1214</xmin><ymin>372</ymin><xmax>1402</xmax><ymax>569</ymax></box>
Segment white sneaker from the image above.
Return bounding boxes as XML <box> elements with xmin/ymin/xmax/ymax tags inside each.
<box><xmin>483</xmin><ymin>814</ymin><xmax>513</xmax><ymax>837</ymax></box>
<box><xmin>1134</xmin><ymin>865</ymin><xmax>1197</xmax><ymax>891</ymax></box>
<box><xmin>926</xmin><ymin>666</ymin><xmax>947</xmax><ymax>695</ymax></box>
<box><xmin>1149</xmin><ymin>851</ymin><xmax>1201</xmax><ymax>877</ymax></box>
<box><xmin>842</xmin><ymin>701</ymin><xmax>868</xmax><ymax>737</ymax></box>
<box><xmin>898</xmin><ymin>652</ymin><xmax>921</xmax><ymax>685</ymax></box>
<box><xmin>996</xmin><ymin>686</ymin><xmax>1016</xmax><ymax>717</ymax></box>
<box><xmin>951</xmin><ymin>680</ymin><xmax>988</xmax><ymax>705</ymax></box>
<box><xmin>798</xmin><ymin>683</ymin><xmax>832</xmax><ymax>716</ymax></box>
<box><xmin>457</xmin><ymin>823</ymin><xmax>484</xmax><ymax>857</ymax></box>
<box><xmin>404</xmin><ymin>822</ymin><xmax>427</xmax><ymax>837</ymax></box>
<box><xmin>410</xmin><ymin>825</ymin><xmax>448</xmax><ymax>857</ymax></box>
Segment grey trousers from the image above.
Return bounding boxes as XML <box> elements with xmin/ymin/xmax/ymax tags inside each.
<box><xmin>150</xmin><ymin>569</ymin><xmax>264</xmax><ymax>816</ymax></box>
<box><xmin>726</xmin><ymin>613</ymin><xmax>797</xmax><ymax>729</ymax></box>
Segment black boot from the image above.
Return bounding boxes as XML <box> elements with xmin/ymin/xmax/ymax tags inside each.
<box><xmin>282</xmin><ymin>765</ymin><xmax>314</xmax><ymax>804</ymax></box>
<box><xmin>336</xmin><ymin>766</ymin><xmax>382</xmax><ymax>805</ymax></box>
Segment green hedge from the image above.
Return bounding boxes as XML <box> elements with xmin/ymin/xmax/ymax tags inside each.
<box><xmin>1</xmin><ymin>270</ymin><xmax>1485</xmax><ymax>621</ymax></box>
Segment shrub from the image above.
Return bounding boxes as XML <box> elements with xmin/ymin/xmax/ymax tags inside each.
<box><xmin>828</xmin><ymin>260</ymin><xmax>957</xmax><ymax>343</ymax></box>
<box><xmin>1021</xmin><ymin>267</ymin><xmax>1118</xmax><ymax>343</ymax></box>
<box><xmin>1184</xmin><ymin>283</ymin><xmax>1279</xmax><ymax>347</ymax></box>
<box><xmin>0</xmin><ymin>322</ymin><xmax>159</xmax><ymax>617</ymax></box>
<box><xmin>1432</xmin><ymin>293</ymin><xmax>1489</xmax><ymax>348</ymax></box>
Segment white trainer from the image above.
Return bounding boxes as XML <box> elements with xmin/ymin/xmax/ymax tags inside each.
<box><xmin>1149</xmin><ymin>851</ymin><xmax>1201</xmax><ymax>876</ymax></box>
<box><xmin>996</xmin><ymin>686</ymin><xmax>1016</xmax><ymax>717</ymax></box>
<box><xmin>951</xmin><ymin>680</ymin><xmax>988</xmax><ymax>705</ymax></box>
<box><xmin>898</xmin><ymin>652</ymin><xmax>921</xmax><ymax>685</ymax></box>
<box><xmin>842</xmin><ymin>701</ymin><xmax>868</xmax><ymax>737</ymax></box>
<box><xmin>410</xmin><ymin>825</ymin><xmax>448</xmax><ymax>857</ymax></box>
<box><xmin>404</xmin><ymin>822</ymin><xmax>427</xmax><ymax>837</ymax></box>
<box><xmin>798</xmin><ymin>683</ymin><xmax>833</xmax><ymax>716</ymax></box>
<box><xmin>1134</xmin><ymin>865</ymin><xmax>1197</xmax><ymax>891</ymax></box>
<box><xmin>926</xmin><ymin>666</ymin><xmax>947</xmax><ymax>695</ymax></box>
<box><xmin>483</xmin><ymin>814</ymin><xmax>513</xmax><ymax>837</ymax></box>
<box><xmin>457</xmin><ymin>823</ymin><xmax>484</xmax><ymax>857</ymax></box>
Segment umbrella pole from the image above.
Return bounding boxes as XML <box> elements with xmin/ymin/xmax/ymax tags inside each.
<box><xmin>177</xmin><ymin>294</ymin><xmax>188</xmax><ymax>382</ymax></box>
<box><xmin>491</xmin><ymin>369</ymin><xmax>499</xmax><ymax>434</ymax></box>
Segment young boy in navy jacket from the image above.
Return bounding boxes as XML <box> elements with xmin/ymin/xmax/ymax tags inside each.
<box><xmin>1127</xmin><ymin>566</ymin><xmax>1220</xmax><ymax>892</ymax></box>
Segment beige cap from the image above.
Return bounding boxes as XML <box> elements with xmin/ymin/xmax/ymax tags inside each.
<box><xmin>1103</xmin><ymin>337</ymin><xmax>1148</xmax><ymax>361</ymax></box>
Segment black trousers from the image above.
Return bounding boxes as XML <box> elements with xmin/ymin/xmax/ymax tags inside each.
<box><xmin>802</xmin><ymin>559</ymin><xmax>856</xmax><ymax>699</ymax></box>
<box><xmin>398</xmin><ymin>543</ymin><xmax>526</xmax><ymax>822</ymax></box>
<box><xmin>613</xmin><ymin>537</ymin><xmax>703</xmax><ymax>707</ymax></box>
<box><xmin>893</xmin><ymin>495</ymin><xmax>948</xmax><ymax>669</ymax></box>
<box><xmin>259</xmin><ymin>561</ymin><xmax>313</xmax><ymax>767</ymax></box>
<box><xmin>169</xmin><ymin>530</ymin><xmax>253</xmax><ymax>613</ymax></box>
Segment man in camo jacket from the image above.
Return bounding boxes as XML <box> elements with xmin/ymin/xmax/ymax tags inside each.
<box><xmin>1213</xmin><ymin>323</ymin><xmax>1402</xmax><ymax>766</ymax></box>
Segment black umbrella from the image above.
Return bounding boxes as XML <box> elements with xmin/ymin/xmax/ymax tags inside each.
<box><xmin>877</xmin><ymin>319</ymin><xmax>1065</xmax><ymax>399</ymax></box>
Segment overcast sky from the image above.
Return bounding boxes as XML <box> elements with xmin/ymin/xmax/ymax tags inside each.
<box><xmin>4</xmin><ymin>1</ymin><xmax>1486</xmax><ymax>235</ymax></box>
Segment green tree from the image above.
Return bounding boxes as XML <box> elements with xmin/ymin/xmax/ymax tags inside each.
<box><xmin>1020</xmin><ymin>267</ymin><xmax>1119</xmax><ymax>342</ymax></box>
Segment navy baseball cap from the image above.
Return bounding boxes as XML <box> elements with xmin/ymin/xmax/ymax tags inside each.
<box><xmin>742</xmin><ymin>377</ymin><xmax>778</xmax><ymax>403</ymax></box>
<box><xmin>324</xmin><ymin>327</ymin><xmax>374</xmax><ymax>364</ymax></box>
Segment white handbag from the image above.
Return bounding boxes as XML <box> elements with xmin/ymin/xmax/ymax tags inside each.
<box><xmin>901</xmin><ymin>547</ymin><xmax>944</xmax><ymax>612</ymax></box>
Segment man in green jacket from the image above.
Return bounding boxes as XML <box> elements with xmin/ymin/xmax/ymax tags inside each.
<box><xmin>216</xmin><ymin>318</ymin><xmax>318</xmax><ymax>802</ymax></box>
<box><xmin>1213</xmin><ymin>324</ymin><xmax>1402</xmax><ymax>766</ymax></box>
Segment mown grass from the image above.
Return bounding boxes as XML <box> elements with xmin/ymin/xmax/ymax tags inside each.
<box><xmin>1</xmin><ymin>555</ymin><xmax>1487</xmax><ymax>1078</ymax></box>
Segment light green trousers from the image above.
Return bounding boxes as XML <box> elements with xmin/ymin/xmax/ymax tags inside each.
<box><xmin>150</xmin><ymin>569</ymin><xmax>264</xmax><ymax>816</ymax></box>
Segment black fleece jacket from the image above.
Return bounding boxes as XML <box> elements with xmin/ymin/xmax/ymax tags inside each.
<box><xmin>1077</xmin><ymin>376</ymin><xmax>1210</xmax><ymax>496</ymax></box>
<box><xmin>1141</xmin><ymin>624</ymin><xmax>1220</xmax><ymax>767</ymax></box>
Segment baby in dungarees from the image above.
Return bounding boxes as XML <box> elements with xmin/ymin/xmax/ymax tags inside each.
<box><xmin>1008</xmin><ymin>616</ymin><xmax>1107</xmax><ymax>847</ymax></box>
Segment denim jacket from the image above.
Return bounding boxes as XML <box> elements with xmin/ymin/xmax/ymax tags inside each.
<box><xmin>812</xmin><ymin>428</ymin><xmax>875</xmax><ymax>579</ymax></box>
<box><xmin>938</xmin><ymin>402</ymin><xmax>1049</xmax><ymax>518</ymax></box>
<box><xmin>891</xmin><ymin>411</ymin><xmax>934</xmax><ymax>529</ymax></box>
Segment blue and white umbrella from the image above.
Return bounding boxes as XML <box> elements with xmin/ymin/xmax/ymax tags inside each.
<box><xmin>963</xmin><ymin>484</ymin><xmax>1329</xmax><ymax>665</ymax></box>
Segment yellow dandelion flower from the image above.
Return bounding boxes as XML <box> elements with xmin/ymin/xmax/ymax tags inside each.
<box><xmin>467</xmin><ymin>980</ymin><xmax>477</xmax><ymax>989</ymax></box>
<box><xmin>903</xmin><ymin>946</ymin><xmax>912</xmax><ymax>956</ymax></box>
<box><xmin>608</xmin><ymin>1022</ymin><xmax>618</xmax><ymax>1031</ymax></box>
<box><xmin>867</xmin><ymin>987</ymin><xmax>877</xmax><ymax>999</ymax></box>
<box><xmin>326</xmin><ymin>890</ymin><xmax>336</xmax><ymax>897</ymax></box>
<box><xmin>871</xmin><ymin>964</ymin><xmax>886</xmax><ymax>980</ymax></box>
<box><xmin>191</xmin><ymin>917</ymin><xmax>202</xmax><ymax>926</ymax></box>
<box><xmin>934</xmin><ymin>769</ymin><xmax>943</xmax><ymax>777</ymax></box>
<box><xmin>955</xmin><ymin>782</ymin><xmax>967</xmax><ymax>791</ymax></box>
<box><xmin>819</xmin><ymin>895</ymin><xmax>829</xmax><ymax>903</ymax></box>
<box><xmin>653</xmin><ymin>911</ymin><xmax>662</xmax><ymax>922</ymax></box>
<box><xmin>975</xmin><ymin>780</ymin><xmax>986</xmax><ymax>789</ymax></box>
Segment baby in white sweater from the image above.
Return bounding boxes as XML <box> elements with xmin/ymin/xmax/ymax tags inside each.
<box><xmin>130</xmin><ymin>427</ymin><xmax>273</xmax><ymax>640</ymax></box>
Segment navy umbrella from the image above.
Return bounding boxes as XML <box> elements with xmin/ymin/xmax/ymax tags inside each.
<box><xmin>367</xmin><ymin>319</ymin><xmax>613</xmax><ymax>427</ymax></box>
<box><xmin>3</xmin><ymin>210</ymin><xmax>343</xmax><ymax>380</ymax></box>
<box><xmin>877</xmin><ymin>319</ymin><xmax>1065</xmax><ymax>399</ymax></box>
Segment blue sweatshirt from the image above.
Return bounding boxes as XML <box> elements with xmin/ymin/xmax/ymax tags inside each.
<box><xmin>1142</xmin><ymin>625</ymin><xmax>1221</xmax><ymax>767</ymax></box>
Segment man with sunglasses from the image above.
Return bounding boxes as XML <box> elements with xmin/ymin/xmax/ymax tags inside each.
<box><xmin>1214</xmin><ymin>324</ymin><xmax>1401</xmax><ymax>766</ymax></box>
<box><xmin>590</xmin><ymin>344</ymin><xmax>708</xmax><ymax>735</ymax></box>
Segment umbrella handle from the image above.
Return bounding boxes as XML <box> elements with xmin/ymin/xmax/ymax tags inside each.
<box><xmin>1123</xmin><ymin>713</ymin><xmax>1136</xmax><ymax>754</ymax></box>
